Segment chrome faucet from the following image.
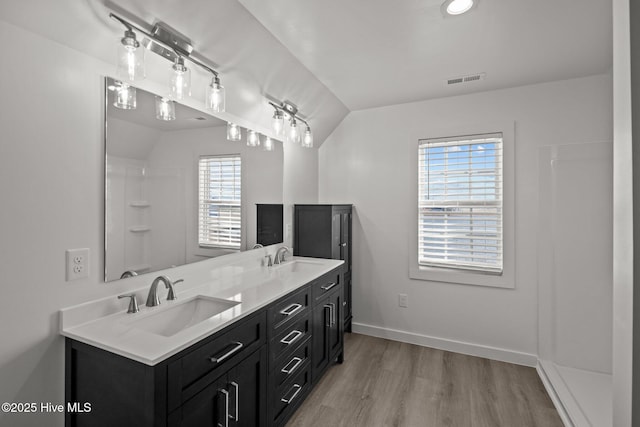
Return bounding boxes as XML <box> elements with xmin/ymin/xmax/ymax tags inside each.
<box><xmin>264</xmin><ymin>254</ymin><xmax>273</xmax><ymax>267</ymax></box>
<box><xmin>117</xmin><ymin>294</ymin><xmax>140</xmax><ymax>313</ymax></box>
<box><xmin>273</xmin><ymin>246</ymin><xmax>291</xmax><ymax>265</ymax></box>
<box><xmin>146</xmin><ymin>276</ymin><xmax>184</xmax><ymax>307</ymax></box>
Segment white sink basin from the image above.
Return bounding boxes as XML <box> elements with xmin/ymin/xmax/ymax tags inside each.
<box><xmin>127</xmin><ymin>296</ymin><xmax>240</xmax><ymax>337</ymax></box>
<box><xmin>273</xmin><ymin>260</ymin><xmax>322</xmax><ymax>275</ymax></box>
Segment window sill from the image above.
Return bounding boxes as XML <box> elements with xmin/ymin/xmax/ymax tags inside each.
<box><xmin>409</xmin><ymin>264</ymin><xmax>514</xmax><ymax>289</ymax></box>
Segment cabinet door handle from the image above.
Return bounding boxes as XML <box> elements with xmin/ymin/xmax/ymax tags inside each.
<box><xmin>281</xmin><ymin>356</ymin><xmax>303</xmax><ymax>375</ymax></box>
<box><xmin>218</xmin><ymin>388</ymin><xmax>229</xmax><ymax>427</ymax></box>
<box><xmin>324</xmin><ymin>304</ymin><xmax>331</xmax><ymax>327</ymax></box>
<box><xmin>209</xmin><ymin>341</ymin><xmax>243</xmax><ymax>364</ymax></box>
<box><xmin>340</xmin><ymin>243</ymin><xmax>347</xmax><ymax>247</ymax></box>
<box><xmin>280</xmin><ymin>303</ymin><xmax>303</xmax><ymax>316</ymax></box>
<box><xmin>229</xmin><ymin>381</ymin><xmax>239</xmax><ymax>422</ymax></box>
<box><xmin>321</xmin><ymin>282</ymin><xmax>336</xmax><ymax>292</ymax></box>
<box><xmin>281</xmin><ymin>384</ymin><xmax>302</xmax><ymax>404</ymax></box>
<box><xmin>280</xmin><ymin>330</ymin><xmax>303</xmax><ymax>345</ymax></box>
<box><xmin>329</xmin><ymin>303</ymin><xmax>337</xmax><ymax>327</ymax></box>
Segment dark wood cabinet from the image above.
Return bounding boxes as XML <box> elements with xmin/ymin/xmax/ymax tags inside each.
<box><xmin>294</xmin><ymin>204</ymin><xmax>353</xmax><ymax>332</ymax></box>
<box><xmin>311</xmin><ymin>284</ymin><xmax>344</xmax><ymax>384</ymax></box>
<box><xmin>66</xmin><ymin>267</ymin><xmax>344</xmax><ymax>427</ymax></box>
<box><xmin>66</xmin><ymin>311</ymin><xmax>267</xmax><ymax>427</ymax></box>
<box><xmin>168</xmin><ymin>347</ymin><xmax>266</xmax><ymax>427</ymax></box>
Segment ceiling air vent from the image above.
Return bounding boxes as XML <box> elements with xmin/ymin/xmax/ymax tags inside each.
<box><xmin>447</xmin><ymin>73</ymin><xmax>486</xmax><ymax>85</ymax></box>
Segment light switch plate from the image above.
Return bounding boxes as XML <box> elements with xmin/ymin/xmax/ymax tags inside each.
<box><xmin>398</xmin><ymin>293</ymin><xmax>408</xmax><ymax>308</ymax></box>
<box><xmin>66</xmin><ymin>248</ymin><xmax>89</xmax><ymax>281</ymax></box>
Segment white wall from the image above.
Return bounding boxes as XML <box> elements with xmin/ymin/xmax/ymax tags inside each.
<box><xmin>148</xmin><ymin>126</ymin><xmax>284</xmax><ymax>260</ymax></box>
<box><xmin>612</xmin><ymin>0</ymin><xmax>635</xmax><ymax>425</ymax></box>
<box><xmin>283</xmin><ymin>141</ymin><xmax>319</xmax><ymax>248</ymax></box>
<box><xmin>537</xmin><ymin>142</ymin><xmax>612</xmax><ymax>374</ymax></box>
<box><xmin>319</xmin><ymin>74</ymin><xmax>613</xmax><ymax>362</ymax></box>
<box><xmin>0</xmin><ymin>19</ymin><xmax>311</xmax><ymax>427</ymax></box>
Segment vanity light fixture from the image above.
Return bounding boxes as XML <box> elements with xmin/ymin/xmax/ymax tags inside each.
<box><xmin>205</xmin><ymin>76</ymin><xmax>225</xmax><ymax>112</ymax></box>
<box><xmin>247</xmin><ymin>130</ymin><xmax>260</xmax><ymax>147</ymax></box>
<box><xmin>117</xmin><ymin>29</ymin><xmax>144</xmax><ymax>81</ymax></box>
<box><xmin>227</xmin><ymin>122</ymin><xmax>242</xmax><ymax>141</ymax></box>
<box><xmin>109</xmin><ymin>12</ymin><xmax>223</xmax><ymax>108</ymax></box>
<box><xmin>263</xmin><ymin>136</ymin><xmax>274</xmax><ymax>151</ymax></box>
<box><xmin>155</xmin><ymin>97</ymin><xmax>175</xmax><ymax>121</ymax></box>
<box><xmin>114</xmin><ymin>82</ymin><xmax>136</xmax><ymax>109</ymax></box>
<box><xmin>269</xmin><ymin>100</ymin><xmax>313</xmax><ymax>148</ymax></box>
<box><xmin>442</xmin><ymin>0</ymin><xmax>476</xmax><ymax>16</ymax></box>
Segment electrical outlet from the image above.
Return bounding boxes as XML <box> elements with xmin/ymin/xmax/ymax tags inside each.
<box><xmin>398</xmin><ymin>293</ymin><xmax>408</xmax><ymax>308</ymax></box>
<box><xmin>66</xmin><ymin>248</ymin><xmax>89</xmax><ymax>281</ymax></box>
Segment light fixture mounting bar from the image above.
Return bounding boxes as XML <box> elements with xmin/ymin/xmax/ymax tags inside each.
<box><xmin>109</xmin><ymin>12</ymin><xmax>218</xmax><ymax>77</ymax></box>
<box><xmin>269</xmin><ymin>101</ymin><xmax>308</xmax><ymax>126</ymax></box>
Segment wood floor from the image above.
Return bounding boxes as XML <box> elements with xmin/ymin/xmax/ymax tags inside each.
<box><xmin>286</xmin><ymin>333</ymin><xmax>563</xmax><ymax>427</ymax></box>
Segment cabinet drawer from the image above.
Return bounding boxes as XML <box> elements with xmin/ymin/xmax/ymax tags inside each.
<box><xmin>267</xmin><ymin>286</ymin><xmax>310</xmax><ymax>335</ymax></box>
<box><xmin>168</xmin><ymin>311</ymin><xmax>266</xmax><ymax>409</ymax></box>
<box><xmin>311</xmin><ymin>269</ymin><xmax>341</xmax><ymax>305</ymax></box>
<box><xmin>272</xmin><ymin>337</ymin><xmax>311</xmax><ymax>389</ymax></box>
<box><xmin>272</xmin><ymin>361</ymin><xmax>312</xmax><ymax>425</ymax></box>
<box><xmin>270</xmin><ymin>313</ymin><xmax>311</xmax><ymax>362</ymax></box>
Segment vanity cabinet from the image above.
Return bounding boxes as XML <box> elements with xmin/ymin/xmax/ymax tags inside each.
<box><xmin>294</xmin><ymin>204</ymin><xmax>353</xmax><ymax>332</ymax></box>
<box><xmin>65</xmin><ymin>311</ymin><xmax>267</xmax><ymax>427</ymax></box>
<box><xmin>65</xmin><ymin>267</ymin><xmax>344</xmax><ymax>427</ymax></box>
<box><xmin>168</xmin><ymin>347</ymin><xmax>267</xmax><ymax>427</ymax></box>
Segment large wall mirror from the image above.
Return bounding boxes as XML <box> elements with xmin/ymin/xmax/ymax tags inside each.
<box><xmin>104</xmin><ymin>77</ymin><xmax>284</xmax><ymax>282</ymax></box>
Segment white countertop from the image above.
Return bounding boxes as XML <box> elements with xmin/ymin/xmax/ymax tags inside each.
<box><xmin>60</xmin><ymin>256</ymin><xmax>343</xmax><ymax>366</ymax></box>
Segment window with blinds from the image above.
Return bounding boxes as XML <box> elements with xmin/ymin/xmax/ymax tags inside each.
<box><xmin>198</xmin><ymin>155</ymin><xmax>241</xmax><ymax>249</ymax></box>
<box><xmin>418</xmin><ymin>133</ymin><xmax>503</xmax><ymax>273</ymax></box>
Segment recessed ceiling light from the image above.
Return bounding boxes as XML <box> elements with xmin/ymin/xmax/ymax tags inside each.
<box><xmin>442</xmin><ymin>0</ymin><xmax>476</xmax><ymax>16</ymax></box>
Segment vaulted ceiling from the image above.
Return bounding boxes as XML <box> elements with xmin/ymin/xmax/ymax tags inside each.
<box><xmin>239</xmin><ymin>0</ymin><xmax>612</xmax><ymax>111</ymax></box>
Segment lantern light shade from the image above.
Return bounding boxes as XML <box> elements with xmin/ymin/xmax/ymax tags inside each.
<box><xmin>301</xmin><ymin>125</ymin><xmax>313</xmax><ymax>148</ymax></box>
<box><xmin>155</xmin><ymin>97</ymin><xmax>175</xmax><ymax>121</ymax></box>
<box><xmin>170</xmin><ymin>57</ymin><xmax>191</xmax><ymax>100</ymax></box>
<box><xmin>113</xmin><ymin>82</ymin><xmax>136</xmax><ymax>109</ymax></box>
<box><xmin>205</xmin><ymin>76</ymin><xmax>225</xmax><ymax>112</ymax></box>
<box><xmin>227</xmin><ymin>122</ymin><xmax>242</xmax><ymax>141</ymax></box>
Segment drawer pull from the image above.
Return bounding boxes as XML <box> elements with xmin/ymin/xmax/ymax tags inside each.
<box><xmin>280</xmin><ymin>330</ymin><xmax>303</xmax><ymax>345</ymax></box>
<box><xmin>281</xmin><ymin>384</ymin><xmax>302</xmax><ymax>404</ymax></box>
<box><xmin>281</xmin><ymin>357</ymin><xmax>303</xmax><ymax>375</ymax></box>
<box><xmin>320</xmin><ymin>282</ymin><xmax>337</xmax><ymax>292</ymax></box>
<box><xmin>209</xmin><ymin>341</ymin><xmax>243</xmax><ymax>364</ymax></box>
<box><xmin>280</xmin><ymin>303</ymin><xmax>303</xmax><ymax>316</ymax></box>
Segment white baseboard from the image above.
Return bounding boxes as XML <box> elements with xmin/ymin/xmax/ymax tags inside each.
<box><xmin>351</xmin><ymin>322</ymin><xmax>538</xmax><ymax>367</ymax></box>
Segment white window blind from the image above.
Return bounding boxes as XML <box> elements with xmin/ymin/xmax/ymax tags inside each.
<box><xmin>198</xmin><ymin>155</ymin><xmax>241</xmax><ymax>249</ymax></box>
<box><xmin>418</xmin><ymin>133</ymin><xmax>503</xmax><ymax>273</ymax></box>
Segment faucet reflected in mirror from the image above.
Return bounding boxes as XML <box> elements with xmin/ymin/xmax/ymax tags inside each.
<box><xmin>104</xmin><ymin>77</ymin><xmax>285</xmax><ymax>282</ymax></box>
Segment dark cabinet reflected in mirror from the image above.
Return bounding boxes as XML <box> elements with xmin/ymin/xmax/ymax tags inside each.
<box><xmin>256</xmin><ymin>204</ymin><xmax>284</xmax><ymax>246</ymax></box>
<box><xmin>104</xmin><ymin>77</ymin><xmax>284</xmax><ymax>282</ymax></box>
